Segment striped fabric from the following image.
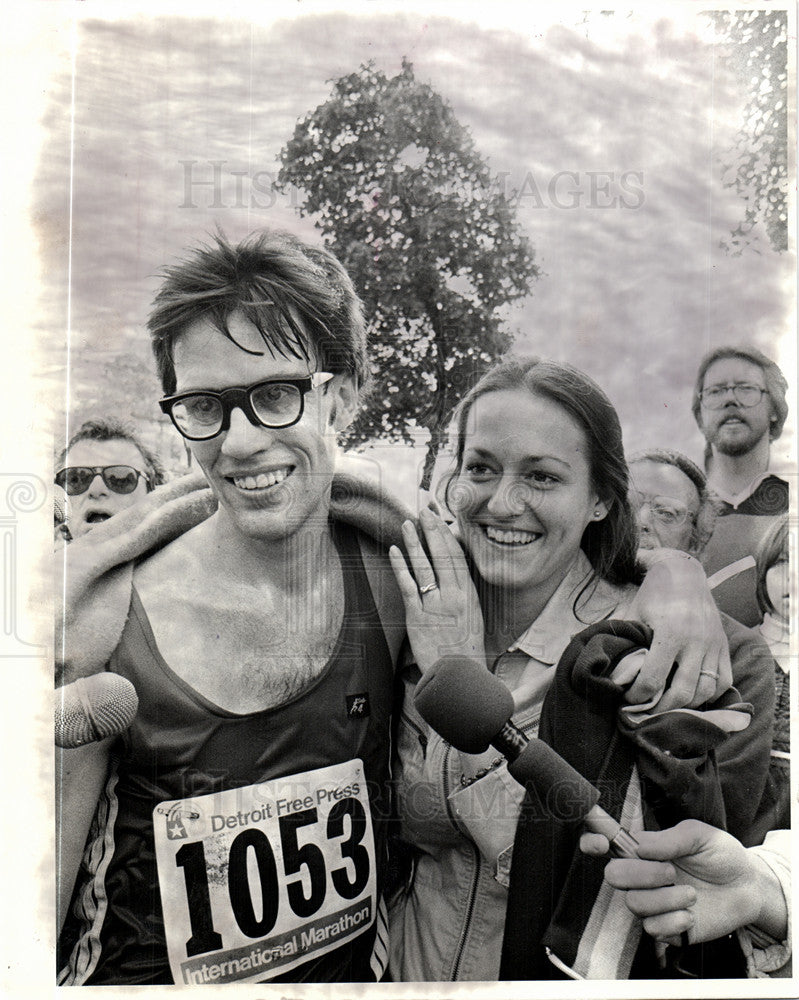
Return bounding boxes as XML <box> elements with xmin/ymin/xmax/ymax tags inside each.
<box><xmin>369</xmin><ymin>895</ymin><xmax>390</xmax><ymax>980</ymax></box>
<box><xmin>501</xmin><ymin>619</ymin><xmax>752</xmax><ymax>980</ymax></box>
<box><xmin>570</xmin><ymin>769</ymin><xmax>644</xmax><ymax>979</ymax></box>
<box><xmin>57</xmin><ymin>760</ymin><xmax>120</xmax><ymax>986</ymax></box>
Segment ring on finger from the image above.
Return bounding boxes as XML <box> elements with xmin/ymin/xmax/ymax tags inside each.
<box><xmin>419</xmin><ymin>582</ymin><xmax>438</xmax><ymax>596</ymax></box>
<box><xmin>699</xmin><ymin>668</ymin><xmax>718</xmax><ymax>679</ymax></box>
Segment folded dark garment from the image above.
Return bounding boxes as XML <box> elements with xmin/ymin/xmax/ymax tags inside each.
<box><xmin>500</xmin><ymin>619</ymin><xmax>751</xmax><ymax>981</ymax></box>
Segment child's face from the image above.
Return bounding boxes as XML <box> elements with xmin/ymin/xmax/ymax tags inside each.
<box><xmin>765</xmin><ymin>557</ymin><xmax>789</xmax><ymax>623</ymax></box>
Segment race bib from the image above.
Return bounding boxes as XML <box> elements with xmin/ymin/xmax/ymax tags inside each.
<box><xmin>153</xmin><ymin>759</ymin><xmax>376</xmax><ymax>985</ymax></box>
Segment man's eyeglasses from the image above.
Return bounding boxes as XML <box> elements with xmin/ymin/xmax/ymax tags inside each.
<box><xmin>55</xmin><ymin>466</ymin><xmax>152</xmax><ymax>496</ymax></box>
<box><xmin>159</xmin><ymin>373</ymin><xmax>334</xmax><ymax>441</ymax></box>
<box><xmin>699</xmin><ymin>383</ymin><xmax>767</xmax><ymax>409</ymax></box>
<box><xmin>631</xmin><ymin>492</ymin><xmax>696</xmax><ymax>527</ymax></box>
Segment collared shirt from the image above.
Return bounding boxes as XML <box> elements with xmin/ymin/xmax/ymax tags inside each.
<box><xmin>760</xmin><ymin>612</ymin><xmax>790</xmax><ymax>674</ymax></box>
<box><xmin>494</xmin><ymin>551</ymin><xmax>637</xmax><ymax>718</ymax></box>
<box><xmin>710</xmin><ymin>471</ymin><xmax>789</xmax><ymax>514</ymax></box>
<box><xmin>449</xmin><ymin>553</ymin><xmax>636</xmax><ymax>877</ymax></box>
<box><xmin>391</xmin><ymin>552</ymin><xmax>775</xmax><ymax>982</ymax></box>
<box><xmin>390</xmin><ymin>554</ymin><xmax>637</xmax><ymax>982</ymax></box>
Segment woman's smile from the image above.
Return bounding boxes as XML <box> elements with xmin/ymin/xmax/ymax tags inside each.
<box><xmin>482</xmin><ymin>525</ymin><xmax>542</xmax><ymax>546</ymax></box>
<box><xmin>454</xmin><ymin>388</ymin><xmax>605</xmax><ymax>603</ymax></box>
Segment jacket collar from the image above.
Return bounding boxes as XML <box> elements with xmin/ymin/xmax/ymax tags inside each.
<box><xmin>507</xmin><ymin>551</ymin><xmax>635</xmax><ymax>666</ymax></box>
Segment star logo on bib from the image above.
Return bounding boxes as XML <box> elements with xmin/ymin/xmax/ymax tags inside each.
<box><xmin>165</xmin><ymin>802</ymin><xmax>189</xmax><ymax>839</ymax></box>
<box><xmin>167</xmin><ymin>815</ymin><xmax>187</xmax><ymax>840</ymax></box>
<box><xmin>164</xmin><ymin>801</ymin><xmax>203</xmax><ymax>840</ymax></box>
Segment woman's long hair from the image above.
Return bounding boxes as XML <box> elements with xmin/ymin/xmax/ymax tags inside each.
<box><xmin>438</xmin><ymin>356</ymin><xmax>641</xmax><ymax>590</ymax></box>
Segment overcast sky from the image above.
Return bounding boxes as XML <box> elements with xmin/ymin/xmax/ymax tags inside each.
<box><xmin>33</xmin><ymin>3</ymin><xmax>795</xmax><ymax>502</ymax></box>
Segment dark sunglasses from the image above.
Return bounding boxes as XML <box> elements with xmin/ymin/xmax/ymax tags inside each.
<box><xmin>55</xmin><ymin>465</ymin><xmax>152</xmax><ymax>496</ymax></box>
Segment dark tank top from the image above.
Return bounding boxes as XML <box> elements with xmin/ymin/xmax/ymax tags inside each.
<box><xmin>59</xmin><ymin>522</ymin><xmax>394</xmax><ymax>985</ymax></box>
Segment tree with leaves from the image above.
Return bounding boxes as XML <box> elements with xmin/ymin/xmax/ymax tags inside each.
<box><xmin>710</xmin><ymin>9</ymin><xmax>788</xmax><ymax>254</ymax></box>
<box><xmin>278</xmin><ymin>59</ymin><xmax>537</xmax><ymax>488</ymax></box>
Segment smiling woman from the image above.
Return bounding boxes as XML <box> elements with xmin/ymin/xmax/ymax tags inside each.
<box><xmin>389</xmin><ymin>357</ymin><xmax>644</xmax><ymax>979</ymax></box>
<box><xmin>387</xmin><ymin>356</ymin><xmax>772</xmax><ymax>982</ymax></box>
<box><xmin>449</xmin><ymin>388</ymin><xmax>612</xmax><ymax>629</ymax></box>
<box><xmin>441</xmin><ymin>357</ymin><xmax>639</xmax><ymax>648</ymax></box>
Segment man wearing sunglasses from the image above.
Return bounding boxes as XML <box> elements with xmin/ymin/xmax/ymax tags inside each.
<box><xmin>691</xmin><ymin>346</ymin><xmax>789</xmax><ymax>627</ymax></box>
<box><xmin>55</xmin><ymin>418</ymin><xmax>165</xmax><ymax>539</ymax></box>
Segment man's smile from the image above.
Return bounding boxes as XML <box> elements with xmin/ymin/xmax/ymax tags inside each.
<box><xmin>229</xmin><ymin>466</ymin><xmax>294</xmax><ymax>491</ymax></box>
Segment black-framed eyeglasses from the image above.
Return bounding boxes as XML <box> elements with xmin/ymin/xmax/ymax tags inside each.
<box><xmin>55</xmin><ymin>465</ymin><xmax>152</xmax><ymax>496</ymax></box>
<box><xmin>699</xmin><ymin>382</ymin><xmax>767</xmax><ymax>409</ymax></box>
<box><xmin>159</xmin><ymin>373</ymin><xmax>334</xmax><ymax>441</ymax></box>
<box><xmin>631</xmin><ymin>492</ymin><xmax>696</xmax><ymax>527</ymax></box>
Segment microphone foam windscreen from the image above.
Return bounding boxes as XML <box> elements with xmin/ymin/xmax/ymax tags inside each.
<box><xmin>508</xmin><ymin>739</ymin><xmax>600</xmax><ymax>822</ymax></box>
<box><xmin>55</xmin><ymin>673</ymin><xmax>139</xmax><ymax>748</ymax></box>
<box><xmin>414</xmin><ymin>655</ymin><xmax>515</xmax><ymax>753</ymax></box>
<box><xmin>54</xmin><ymin>489</ymin><xmax>67</xmax><ymax>525</ymax></box>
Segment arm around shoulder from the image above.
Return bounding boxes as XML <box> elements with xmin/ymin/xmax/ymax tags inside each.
<box><xmin>627</xmin><ymin>550</ymin><xmax>732</xmax><ymax>711</ymax></box>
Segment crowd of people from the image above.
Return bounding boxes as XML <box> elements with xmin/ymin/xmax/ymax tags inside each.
<box><xmin>54</xmin><ymin>227</ymin><xmax>791</xmax><ymax>984</ymax></box>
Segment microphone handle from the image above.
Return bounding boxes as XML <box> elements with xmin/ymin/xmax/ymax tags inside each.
<box><xmin>496</xmin><ymin>726</ymin><xmax>641</xmax><ymax>859</ymax></box>
<box><xmin>582</xmin><ymin>803</ymin><xmax>640</xmax><ymax>859</ymax></box>
<box><xmin>491</xmin><ymin>720</ymin><xmax>528</xmax><ymax>762</ymax></box>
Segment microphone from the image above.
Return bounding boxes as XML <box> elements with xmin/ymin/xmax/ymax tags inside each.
<box><xmin>54</xmin><ymin>487</ymin><xmax>68</xmax><ymax>526</ymax></box>
<box><xmin>55</xmin><ymin>673</ymin><xmax>139</xmax><ymax>748</ymax></box>
<box><xmin>415</xmin><ymin>656</ymin><xmax>639</xmax><ymax>858</ymax></box>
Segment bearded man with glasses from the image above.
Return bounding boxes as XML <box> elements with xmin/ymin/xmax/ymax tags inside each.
<box><xmin>54</xmin><ymin>417</ymin><xmax>166</xmax><ymax>540</ymax></box>
<box><xmin>691</xmin><ymin>346</ymin><xmax>790</xmax><ymax>627</ymax></box>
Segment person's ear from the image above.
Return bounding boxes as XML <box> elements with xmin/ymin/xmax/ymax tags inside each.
<box><xmin>328</xmin><ymin>375</ymin><xmax>359</xmax><ymax>432</ymax></box>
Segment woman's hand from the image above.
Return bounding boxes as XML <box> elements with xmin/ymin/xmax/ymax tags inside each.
<box><xmin>627</xmin><ymin>551</ymin><xmax>732</xmax><ymax>711</ymax></box>
<box><xmin>389</xmin><ymin>508</ymin><xmax>486</xmax><ymax>674</ymax></box>
<box><xmin>580</xmin><ymin>819</ymin><xmax>787</xmax><ymax>945</ymax></box>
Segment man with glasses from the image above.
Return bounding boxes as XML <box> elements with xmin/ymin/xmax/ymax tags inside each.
<box><xmin>57</xmin><ymin>230</ymin><xmax>409</xmax><ymax>986</ymax></box>
<box><xmin>55</xmin><ymin>417</ymin><xmax>165</xmax><ymax>539</ymax></box>
<box><xmin>629</xmin><ymin>449</ymin><xmax>717</xmax><ymax>558</ymax></box>
<box><xmin>691</xmin><ymin>346</ymin><xmax>789</xmax><ymax>626</ymax></box>
<box><xmin>628</xmin><ymin>449</ymin><xmax>776</xmax><ymax>845</ymax></box>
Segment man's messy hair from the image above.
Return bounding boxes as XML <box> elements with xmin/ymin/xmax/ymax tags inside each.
<box><xmin>148</xmin><ymin>228</ymin><xmax>369</xmax><ymax>396</ymax></box>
